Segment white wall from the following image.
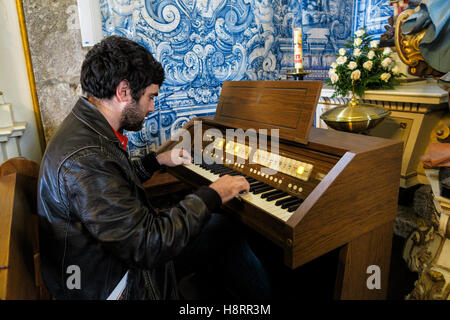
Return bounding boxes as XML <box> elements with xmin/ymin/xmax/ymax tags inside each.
<box><xmin>0</xmin><ymin>0</ymin><xmax>43</xmax><ymax>164</ymax></box>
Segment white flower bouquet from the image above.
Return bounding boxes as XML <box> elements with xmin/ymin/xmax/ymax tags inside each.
<box><xmin>327</xmin><ymin>28</ymin><xmax>403</xmax><ymax>98</ymax></box>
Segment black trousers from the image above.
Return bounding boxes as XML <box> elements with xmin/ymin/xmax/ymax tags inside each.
<box><xmin>174</xmin><ymin>213</ymin><xmax>272</xmax><ymax>299</ymax></box>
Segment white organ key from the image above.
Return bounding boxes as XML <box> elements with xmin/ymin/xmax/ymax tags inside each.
<box><xmin>239</xmin><ymin>192</ymin><xmax>293</xmax><ymax>222</ymax></box>
<box><xmin>184</xmin><ymin>164</ymin><xmax>218</xmax><ymax>182</ymax></box>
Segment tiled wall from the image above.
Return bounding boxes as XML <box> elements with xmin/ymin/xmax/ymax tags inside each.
<box><xmin>22</xmin><ymin>0</ymin><xmax>392</xmax><ymax>154</ymax></box>
<box><xmin>353</xmin><ymin>0</ymin><xmax>393</xmax><ymax>40</ymax></box>
<box><xmin>100</xmin><ymin>0</ymin><xmax>363</xmax><ymax>157</ymax></box>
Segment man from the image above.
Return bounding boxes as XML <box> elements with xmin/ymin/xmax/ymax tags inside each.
<box><xmin>37</xmin><ymin>35</ymin><xmax>271</xmax><ymax>300</ymax></box>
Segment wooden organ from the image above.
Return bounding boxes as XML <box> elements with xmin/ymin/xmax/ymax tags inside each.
<box><xmin>158</xmin><ymin>81</ymin><xmax>403</xmax><ymax>299</ymax></box>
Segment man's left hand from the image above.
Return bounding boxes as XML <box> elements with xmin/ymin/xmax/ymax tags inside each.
<box><xmin>156</xmin><ymin>149</ymin><xmax>192</xmax><ymax>167</ymax></box>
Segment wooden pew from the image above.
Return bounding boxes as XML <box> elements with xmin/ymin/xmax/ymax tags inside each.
<box><xmin>0</xmin><ymin>157</ymin><xmax>50</xmax><ymax>300</ymax></box>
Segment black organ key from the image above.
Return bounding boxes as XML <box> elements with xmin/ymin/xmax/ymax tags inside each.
<box><xmin>275</xmin><ymin>196</ymin><xmax>298</xmax><ymax>206</ymax></box>
<box><xmin>203</xmin><ymin>164</ymin><xmax>221</xmax><ymax>171</ymax></box>
<box><xmin>208</xmin><ymin>164</ymin><xmax>225</xmax><ymax>169</ymax></box>
<box><xmin>215</xmin><ymin>168</ymin><xmax>233</xmax><ymax>174</ymax></box>
<box><xmin>266</xmin><ymin>192</ymin><xmax>290</xmax><ymax>201</ymax></box>
<box><xmin>260</xmin><ymin>190</ymin><xmax>284</xmax><ymax>199</ymax></box>
<box><xmin>212</xmin><ymin>167</ymin><xmax>231</xmax><ymax>173</ymax></box>
<box><xmin>252</xmin><ymin>186</ymin><xmax>274</xmax><ymax>194</ymax></box>
<box><xmin>250</xmin><ymin>183</ymin><xmax>268</xmax><ymax>192</ymax></box>
<box><xmin>221</xmin><ymin>170</ymin><xmax>235</xmax><ymax>175</ymax></box>
<box><xmin>219</xmin><ymin>170</ymin><xmax>239</xmax><ymax>177</ymax></box>
<box><xmin>227</xmin><ymin>171</ymin><xmax>242</xmax><ymax>176</ymax></box>
<box><xmin>287</xmin><ymin>204</ymin><xmax>301</xmax><ymax>212</ymax></box>
<box><xmin>249</xmin><ymin>182</ymin><xmax>265</xmax><ymax>191</ymax></box>
<box><xmin>281</xmin><ymin>199</ymin><xmax>302</xmax><ymax>209</ymax></box>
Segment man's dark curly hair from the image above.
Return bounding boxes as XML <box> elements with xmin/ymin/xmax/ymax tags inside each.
<box><xmin>80</xmin><ymin>35</ymin><xmax>165</xmax><ymax>101</ymax></box>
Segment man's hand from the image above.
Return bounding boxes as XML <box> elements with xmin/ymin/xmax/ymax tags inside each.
<box><xmin>209</xmin><ymin>175</ymin><xmax>250</xmax><ymax>204</ymax></box>
<box><xmin>156</xmin><ymin>149</ymin><xmax>192</xmax><ymax>167</ymax></box>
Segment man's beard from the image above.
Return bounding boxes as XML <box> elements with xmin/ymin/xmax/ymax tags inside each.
<box><xmin>120</xmin><ymin>101</ymin><xmax>146</xmax><ymax>132</ymax></box>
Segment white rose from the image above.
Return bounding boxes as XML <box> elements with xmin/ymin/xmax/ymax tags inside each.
<box><xmin>368</xmin><ymin>50</ymin><xmax>375</xmax><ymax>59</ymax></box>
<box><xmin>353</xmin><ymin>48</ymin><xmax>361</xmax><ymax>57</ymax></box>
<box><xmin>339</xmin><ymin>48</ymin><xmax>346</xmax><ymax>56</ymax></box>
<box><xmin>383</xmin><ymin>47</ymin><xmax>392</xmax><ymax>55</ymax></box>
<box><xmin>348</xmin><ymin>61</ymin><xmax>358</xmax><ymax>70</ymax></box>
<box><xmin>363</xmin><ymin>60</ymin><xmax>373</xmax><ymax>71</ymax></box>
<box><xmin>391</xmin><ymin>65</ymin><xmax>400</xmax><ymax>74</ymax></box>
<box><xmin>355</xmin><ymin>29</ymin><xmax>365</xmax><ymax>37</ymax></box>
<box><xmin>381</xmin><ymin>57</ymin><xmax>392</xmax><ymax>68</ymax></box>
<box><xmin>351</xmin><ymin>69</ymin><xmax>361</xmax><ymax>80</ymax></box>
<box><xmin>370</xmin><ymin>40</ymin><xmax>379</xmax><ymax>48</ymax></box>
<box><xmin>336</xmin><ymin>56</ymin><xmax>347</xmax><ymax>65</ymax></box>
<box><xmin>331</xmin><ymin>62</ymin><xmax>338</xmax><ymax>68</ymax></box>
<box><xmin>330</xmin><ymin>73</ymin><xmax>339</xmax><ymax>84</ymax></box>
<box><xmin>328</xmin><ymin>68</ymin><xmax>336</xmax><ymax>76</ymax></box>
<box><xmin>381</xmin><ymin>73</ymin><xmax>391</xmax><ymax>82</ymax></box>
<box><xmin>354</xmin><ymin>38</ymin><xmax>363</xmax><ymax>47</ymax></box>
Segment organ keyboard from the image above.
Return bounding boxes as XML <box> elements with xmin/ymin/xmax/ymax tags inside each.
<box><xmin>157</xmin><ymin>81</ymin><xmax>403</xmax><ymax>299</ymax></box>
<box><xmin>184</xmin><ymin>162</ymin><xmax>296</xmax><ymax>221</ymax></box>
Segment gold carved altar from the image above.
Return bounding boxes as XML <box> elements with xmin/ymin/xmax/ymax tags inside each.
<box><xmin>402</xmin><ymin>167</ymin><xmax>450</xmax><ymax>300</ymax></box>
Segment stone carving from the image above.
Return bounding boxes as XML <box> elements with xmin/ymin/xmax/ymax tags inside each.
<box><xmin>22</xmin><ymin>0</ymin><xmax>89</xmax><ymax>141</ymax></box>
<box><xmin>403</xmin><ymin>181</ymin><xmax>450</xmax><ymax>300</ymax></box>
<box><xmin>407</xmin><ymin>268</ymin><xmax>450</xmax><ymax>300</ymax></box>
<box><xmin>403</xmin><ymin>217</ymin><xmax>440</xmax><ymax>273</ymax></box>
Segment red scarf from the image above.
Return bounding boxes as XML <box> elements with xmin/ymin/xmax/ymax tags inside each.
<box><xmin>111</xmin><ymin>126</ymin><xmax>128</xmax><ymax>151</ymax></box>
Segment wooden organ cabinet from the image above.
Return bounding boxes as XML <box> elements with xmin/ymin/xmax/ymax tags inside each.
<box><xmin>159</xmin><ymin>81</ymin><xmax>403</xmax><ymax>299</ymax></box>
<box><xmin>316</xmin><ymin>80</ymin><xmax>449</xmax><ymax>188</ymax></box>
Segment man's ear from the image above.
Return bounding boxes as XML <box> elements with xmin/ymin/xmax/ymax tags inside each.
<box><xmin>116</xmin><ymin>80</ymin><xmax>132</xmax><ymax>103</ymax></box>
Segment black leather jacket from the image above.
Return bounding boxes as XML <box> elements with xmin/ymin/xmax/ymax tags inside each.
<box><xmin>37</xmin><ymin>97</ymin><xmax>221</xmax><ymax>300</ymax></box>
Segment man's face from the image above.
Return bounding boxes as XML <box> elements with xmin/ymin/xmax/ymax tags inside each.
<box><xmin>120</xmin><ymin>84</ymin><xmax>159</xmax><ymax>131</ymax></box>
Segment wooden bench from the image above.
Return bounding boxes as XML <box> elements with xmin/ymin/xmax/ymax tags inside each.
<box><xmin>0</xmin><ymin>157</ymin><xmax>50</xmax><ymax>300</ymax></box>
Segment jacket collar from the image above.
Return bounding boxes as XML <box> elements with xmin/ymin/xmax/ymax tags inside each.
<box><xmin>71</xmin><ymin>97</ymin><xmax>119</xmax><ymax>143</ymax></box>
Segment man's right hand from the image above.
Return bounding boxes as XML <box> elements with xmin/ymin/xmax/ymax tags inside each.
<box><xmin>209</xmin><ymin>175</ymin><xmax>250</xmax><ymax>204</ymax></box>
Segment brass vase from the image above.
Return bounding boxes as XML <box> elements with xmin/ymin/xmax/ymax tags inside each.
<box><xmin>320</xmin><ymin>87</ymin><xmax>390</xmax><ymax>133</ymax></box>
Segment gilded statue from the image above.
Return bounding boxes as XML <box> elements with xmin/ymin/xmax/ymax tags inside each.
<box><xmin>394</xmin><ymin>0</ymin><xmax>449</xmax><ymax>77</ymax></box>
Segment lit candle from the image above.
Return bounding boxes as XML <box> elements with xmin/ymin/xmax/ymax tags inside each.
<box><xmin>293</xmin><ymin>27</ymin><xmax>303</xmax><ymax>73</ymax></box>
